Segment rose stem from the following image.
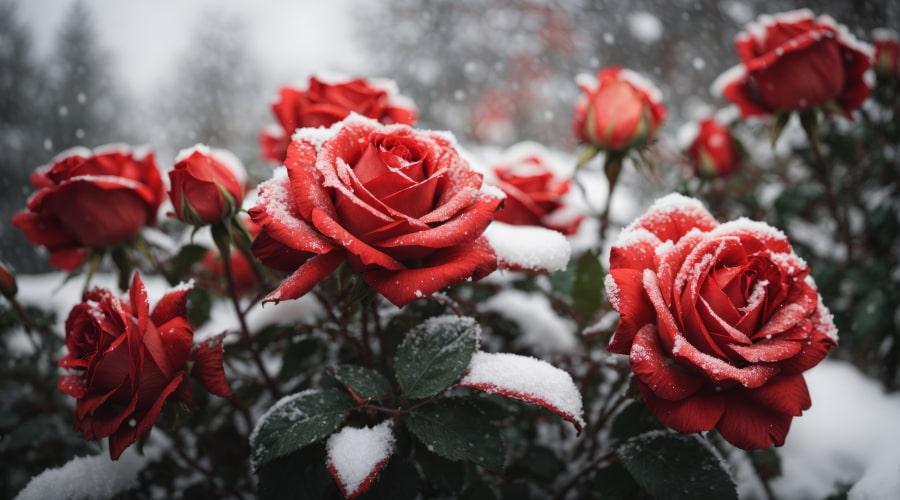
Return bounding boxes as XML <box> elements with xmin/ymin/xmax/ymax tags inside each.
<box><xmin>222</xmin><ymin>246</ymin><xmax>281</xmax><ymax>398</ymax></box>
<box><xmin>805</xmin><ymin>128</ymin><xmax>853</xmax><ymax>267</ymax></box>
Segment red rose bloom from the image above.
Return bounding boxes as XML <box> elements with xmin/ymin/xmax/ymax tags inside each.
<box><xmin>490</xmin><ymin>145</ymin><xmax>583</xmax><ymax>235</ymax></box>
<box><xmin>573</xmin><ymin>67</ymin><xmax>667</xmax><ymax>151</ymax></box>
<box><xmin>260</xmin><ymin>75</ymin><xmax>418</xmax><ymax>163</ymax></box>
<box><xmin>58</xmin><ymin>273</ymin><xmax>232</xmax><ymax>460</ymax></box>
<box><xmin>714</xmin><ymin>9</ymin><xmax>874</xmax><ymax>118</ymax></box>
<box><xmin>605</xmin><ymin>194</ymin><xmax>837</xmax><ymax>450</ymax></box>
<box><xmin>11</xmin><ymin>145</ymin><xmax>165</xmax><ymax>270</ymax></box>
<box><xmin>249</xmin><ymin>116</ymin><xmax>503</xmax><ymax>308</ymax></box>
<box><xmin>873</xmin><ymin>29</ymin><xmax>900</xmax><ymax>79</ymax></box>
<box><xmin>169</xmin><ymin>145</ymin><xmax>245</xmax><ymax>225</ymax></box>
<box><xmin>682</xmin><ymin>118</ymin><xmax>743</xmax><ymax>178</ymax></box>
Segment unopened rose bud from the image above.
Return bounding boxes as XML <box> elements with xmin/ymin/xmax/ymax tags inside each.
<box><xmin>0</xmin><ymin>261</ymin><xmax>17</xmax><ymax>299</ymax></box>
<box><xmin>169</xmin><ymin>145</ymin><xmax>245</xmax><ymax>226</ymax></box>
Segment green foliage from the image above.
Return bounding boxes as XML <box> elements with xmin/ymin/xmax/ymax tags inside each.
<box><xmin>394</xmin><ymin>317</ymin><xmax>478</xmax><ymax>400</ymax></box>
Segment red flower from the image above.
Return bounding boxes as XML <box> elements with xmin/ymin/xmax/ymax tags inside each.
<box><xmin>714</xmin><ymin>9</ymin><xmax>873</xmax><ymax>118</ymax></box>
<box><xmin>11</xmin><ymin>145</ymin><xmax>165</xmax><ymax>270</ymax></box>
<box><xmin>58</xmin><ymin>273</ymin><xmax>232</xmax><ymax>460</ymax></box>
<box><xmin>573</xmin><ymin>67</ymin><xmax>667</xmax><ymax>151</ymax></box>
<box><xmin>0</xmin><ymin>260</ymin><xmax>16</xmax><ymax>299</ymax></box>
<box><xmin>169</xmin><ymin>145</ymin><xmax>245</xmax><ymax>225</ymax></box>
<box><xmin>490</xmin><ymin>144</ymin><xmax>583</xmax><ymax>235</ymax></box>
<box><xmin>682</xmin><ymin>118</ymin><xmax>743</xmax><ymax>178</ymax></box>
<box><xmin>260</xmin><ymin>75</ymin><xmax>418</xmax><ymax>163</ymax></box>
<box><xmin>605</xmin><ymin>194</ymin><xmax>837</xmax><ymax>450</ymax></box>
<box><xmin>249</xmin><ymin>116</ymin><xmax>503</xmax><ymax>308</ymax></box>
<box><xmin>873</xmin><ymin>29</ymin><xmax>900</xmax><ymax>79</ymax></box>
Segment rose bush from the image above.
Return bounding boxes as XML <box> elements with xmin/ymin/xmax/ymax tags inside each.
<box><xmin>11</xmin><ymin>145</ymin><xmax>165</xmax><ymax>270</ymax></box>
<box><xmin>573</xmin><ymin>66</ymin><xmax>667</xmax><ymax>152</ymax></box>
<box><xmin>249</xmin><ymin>115</ymin><xmax>503</xmax><ymax>308</ymax></box>
<box><xmin>682</xmin><ymin>117</ymin><xmax>743</xmax><ymax>179</ymax></box>
<box><xmin>260</xmin><ymin>75</ymin><xmax>418</xmax><ymax>163</ymax></box>
<box><xmin>714</xmin><ymin>9</ymin><xmax>873</xmax><ymax>118</ymax></box>
<box><xmin>168</xmin><ymin>144</ymin><xmax>246</xmax><ymax>226</ymax></box>
<box><xmin>604</xmin><ymin>194</ymin><xmax>837</xmax><ymax>450</ymax></box>
<box><xmin>57</xmin><ymin>273</ymin><xmax>232</xmax><ymax>459</ymax></box>
<box><xmin>490</xmin><ymin>144</ymin><xmax>583</xmax><ymax>235</ymax></box>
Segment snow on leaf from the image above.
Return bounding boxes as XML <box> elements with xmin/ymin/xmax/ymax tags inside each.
<box><xmin>326</xmin><ymin>421</ymin><xmax>395</xmax><ymax>499</ymax></box>
<box><xmin>458</xmin><ymin>351</ymin><xmax>585</xmax><ymax>434</ymax></box>
<box><xmin>485</xmin><ymin>221</ymin><xmax>570</xmax><ymax>272</ymax></box>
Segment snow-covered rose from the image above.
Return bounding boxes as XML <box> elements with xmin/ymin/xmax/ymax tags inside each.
<box><xmin>58</xmin><ymin>274</ymin><xmax>232</xmax><ymax>460</ymax></box>
<box><xmin>168</xmin><ymin>145</ymin><xmax>245</xmax><ymax>226</ymax></box>
<box><xmin>249</xmin><ymin>116</ymin><xmax>503</xmax><ymax>308</ymax></box>
<box><xmin>260</xmin><ymin>75</ymin><xmax>418</xmax><ymax>163</ymax></box>
<box><xmin>573</xmin><ymin>66</ymin><xmax>666</xmax><ymax>151</ymax></box>
<box><xmin>605</xmin><ymin>194</ymin><xmax>837</xmax><ymax>450</ymax></box>
<box><xmin>683</xmin><ymin>117</ymin><xmax>743</xmax><ymax>179</ymax></box>
<box><xmin>715</xmin><ymin>9</ymin><xmax>873</xmax><ymax>118</ymax></box>
<box><xmin>490</xmin><ymin>147</ymin><xmax>583</xmax><ymax>235</ymax></box>
<box><xmin>11</xmin><ymin>145</ymin><xmax>165</xmax><ymax>270</ymax></box>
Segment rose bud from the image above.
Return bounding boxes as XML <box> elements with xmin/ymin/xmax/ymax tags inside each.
<box><xmin>680</xmin><ymin>117</ymin><xmax>744</xmax><ymax>178</ymax></box>
<box><xmin>249</xmin><ymin>115</ymin><xmax>503</xmax><ymax>308</ymax></box>
<box><xmin>260</xmin><ymin>74</ymin><xmax>418</xmax><ymax>163</ymax></box>
<box><xmin>873</xmin><ymin>29</ymin><xmax>900</xmax><ymax>79</ymax></box>
<box><xmin>605</xmin><ymin>194</ymin><xmax>837</xmax><ymax>450</ymax></box>
<box><xmin>58</xmin><ymin>273</ymin><xmax>232</xmax><ymax>460</ymax></box>
<box><xmin>713</xmin><ymin>9</ymin><xmax>874</xmax><ymax>119</ymax></box>
<box><xmin>169</xmin><ymin>144</ymin><xmax>246</xmax><ymax>226</ymax></box>
<box><xmin>573</xmin><ymin>66</ymin><xmax>667</xmax><ymax>152</ymax></box>
<box><xmin>0</xmin><ymin>260</ymin><xmax>17</xmax><ymax>299</ymax></box>
<box><xmin>489</xmin><ymin>143</ymin><xmax>583</xmax><ymax>235</ymax></box>
<box><xmin>11</xmin><ymin>145</ymin><xmax>165</xmax><ymax>270</ymax></box>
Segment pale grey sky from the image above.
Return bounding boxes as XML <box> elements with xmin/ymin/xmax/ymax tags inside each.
<box><xmin>18</xmin><ymin>0</ymin><xmax>365</xmax><ymax>97</ymax></box>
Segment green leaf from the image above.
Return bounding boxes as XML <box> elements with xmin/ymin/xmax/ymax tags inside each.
<box><xmin>522</xmin><ymin>445</ymin><xmax>564</xmax><ymax>484</ymax></box>
<box><xmin>329</xmin><ymin>364</ymin><xmax>393</xmax><ymax>400</ymax></box>
<box><xmin>618</xmin><ymin>431</ymin><xmax>737</xmax><ymax>500</ymax></box>
<box><xmin>171</xmin><ymin>244</ymin><xmax>209</xmax><ymax>283</ymax></box>
<box><xmin>572</xmin><ymin>250</ymin><xmax>605</xmax><ymax>322</ymax></box>
<box><xmin>0</xmin><ymin>414</ymin><xmax>48</xmax><ymax>452</ymax></box>
<box><xmin>250</xmin><ymin>389</ymin><xmax>354</xmax><ymax>468</ymax></box>
<box><xmin>405</xmin><ymin>399</ymin><xmax>505</xmax><ymax>471</ymax></box>
<box><xmin>416</xmin><ymin>441</ymin><xmax>465</xmax><ymax>493</ymax></box>
<box><xmin>593</xmin><ymin>461</ymin><xmax>639</xmax><ymax>500</ymax></box>
<box><xmin>609</xmin><ymin>400</ymin><xmax>665</xmax><ymax>444</ymax></box>
<box><xmin>394</xmin><ymin>315</ymin><xmax>478</xmax><ymax>400</ymax></box>
<box><xmin>461</xmin><ymin>481</ymin><xmax>499</xmax><ymax>500</ymax></box>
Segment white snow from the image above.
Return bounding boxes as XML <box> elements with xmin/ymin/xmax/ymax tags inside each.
<box><xmin>480</xmin><ymin>289</ymin><xmax>578</xmax><ymax>354</ymax></box>
<box><xmin>459</xmin><ymin>351</ymin><xmax>585</xmax><ymax>432</ymax></box>
<box><xmin>485</xmin><ymin>221</ymin><xmax>570</xmax><ymax>273</ymax></box>
<box><xmin>15</xmin><ymin>436</ymin><xmax>164</xmax><ymax>500</ymax></box>
<box><xmin>326</xmin><ymin>421</ymin><xmax>395</xmax><ymax>498</ymax></box>
<box><xmin>627</xmin><ymin>11</ymin><xmax>663</xmax><ymax>44</ymax></box>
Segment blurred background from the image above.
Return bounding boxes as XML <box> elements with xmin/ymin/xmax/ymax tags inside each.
<box><xmin>2</xmin><ymin>0</ymin><xmax>897</xmax><ymax>272</ymax></box>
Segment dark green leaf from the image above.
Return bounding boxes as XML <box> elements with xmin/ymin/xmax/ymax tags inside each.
<box><xmin>280</xmin><ymin>337</ymin><xmax>326</xmax><ymax>381</ymax></box>
<box><xmin>852</xmin><ymin>289</ymin><xmax>889</xmax><ymax>338</ymax></box>
<box><xmin>405</xmin><ymin>399</ymin><xmax>505</xmax><ymax>471</ymax></box>
<box><xmin>572</xmin><ymin>250</ymin><xmax>605</xmax><ymax>322</ymax></box>
<box><xmin>171</xmin><ymin>244</ymin><xmax>209</xmax><ymax>283</ymax></box>
<box><xmin>394</xmin><ymin>316</ymin><xmax>478</xmax><ymax>400</ymax></box>
<box><xmin>461</xmin><ymin>481</ymin><xmax>499</xmax><ymax>500</ymax></box>
<box><xmin>359</xmin><ymin>458</ymin><xmax>422</xmax><ymax>500</ymax></box>
<box><xmin>329</xmin><ymin>364</ymin><xmax>394</xmax><ymax>400</ymax></box>
<box><xmin>186</xmin><ymin>287</ymin><xmax>212</xmax><ymax>327</ymax></box>
<box><xmin>0</xmin><ymin>414</ymin><xmax>48</xmax><ymax>452</ymax></box>
<box><xmin>609</xmin><ymin>400</ymin><xmax>664</xmax><ymax>444</ymax></box>
<box><xmin>618</xmin><ymin>431</ymin><xmax>737</xmax><ymax>500</ymax></box>
<box><xmin>251</xmin><ymin>389</ymin><xmax>354</xmax><ymax>467</ymax></box>
<box><xmin>522</xmin><ymin>445</ymin><xmax>563</xmax><ymax>483</ymax></box>
<box><xmin>257</xmin><ymin>444</ymin><xmax>336</xmax><ymax>500</ymax></box>
<box><xmin>416</xmin><ymin>441</ymin><xmax>465</xmax><ymax>493</ymax></box>
<box><xmin>593</xmin><ymin>461</ymin><xmax>639</xmax><ymax>500</ymax></box>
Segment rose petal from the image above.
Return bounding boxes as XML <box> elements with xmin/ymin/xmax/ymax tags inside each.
<box><xmin>637</xmin><ymin>382</ymin><xmax>725</xmax><ymax>434</ymax></box>
<box><xmin>629</xmin><ymin>194</ymin><xmax>718</xmax><ymax>246</ymax></box>
<box><xmin>716</xmin><ymin>392</ymin><xmax>794</xmax><ymax>450</ymax></box>
<box><xmin>730</xmin><ymin>337</ymin><xmax>803</xmax><ymax>363</ymax></box>
<box><xmin>605</xmin><ymin>269</ymin><xmax>654</xmax><ymax>354</ymax></box>
<box><xmin>671</xmin><ymin>334</ymin><xmax>780</xmax><ymax>388</ymax></box>
<box><xmin>190</xmin><ymin>333</ymin><xmax>232</xmax><ymax>398</ymax></box>
<box><xmin>630</xmin><ymin>324</ymin><xmax>705</xmax><ymax>401</ymax></box>
<box><xmin>264</xmin><ymin>250</ymin><xmax>344</xmax><ymax>304</ymax></box>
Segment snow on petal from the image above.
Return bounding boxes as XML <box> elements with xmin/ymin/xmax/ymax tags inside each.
<box><xmin>326</xmin><ymin>421</ymin><xmax>395</xmax><ymax>499</ymax></box>
<box><xmin>459</xmin><ymin>351</ymin><xmax>585</xmax><ymax>434</ymax></box>
<box><xmin>480</xmin><ymin>289</ymin><xmax>578</xmax><ymax>354</ymax></box>
<box><xmin>485</xmin><ymin>221</ymin><xmax>570</xmax><ymax>272</ymax></box>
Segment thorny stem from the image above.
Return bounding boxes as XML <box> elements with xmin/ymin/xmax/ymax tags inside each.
<box><xmin>222</xmin><ymin>249</ymin><xmax>281</xmax><ymax>398</ymax></box>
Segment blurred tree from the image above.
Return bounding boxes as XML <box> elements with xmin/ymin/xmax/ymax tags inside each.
<box><xmin>151</xmin><ymin>9</ymin><xmax>266</xmax><ymax>177</ymax></box>
<box><xmin>0</xmin><ymin>0</ymin><xmax>52</xmax><ymax>272</ymax></box>
<box><xmin>44</xmin><ymin>0</ymin><xmax>128</xmax><ymax>152</ymax></box>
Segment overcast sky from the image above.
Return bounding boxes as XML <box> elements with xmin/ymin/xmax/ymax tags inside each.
<box><xmin>17</xmin><ymin>0</ymin><xmax>365</xmax><ymax>97</ymax></box>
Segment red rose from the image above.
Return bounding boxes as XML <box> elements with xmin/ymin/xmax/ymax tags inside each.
<box><xmin>714</xmin><ymin>9</ymin><xmax>873</xmax><ymax>118</ymax></box>
<box><xmin>58</xmin><ymin>273</ymin><xmax>232</xmax><ymax>460</ymax></box>
<box><xmin>249</xmin><ymin>116</ymin><xmax>503</xmax><ymax>307</ymax></box>
<box><xmin>0</xmin><ymin>260</ymin><xmax>17</xmax><ymax>299</ymax></box>
<box><xmin>605</xmin><ymin>194</ymin><xmax>837</xmax><ymax>450</ymax></box>
<box><xmin>490</xmin><ymin>144</ymin><xmax>583</xmax><ymax>235</ymax></box>
<box><xmin>573</xmin><ymin>67</ymin><xmax>667</xmax><ymax>151</ymax></box>
<box><xmin>169</xmin><ymin>145</ymin><xmax>245</xmax><ymax>225</ymax></box>
<box><xmin>260</xmin><ymin>75</ymin><xmax>418</xmax><ymax>163</ymax></box>
<box><xmin>681</xmin><ymin>118</ymin><xmax>743</xmax><ymax>178</ymax></box>
<box><xmin>873</xmin><ymin>29</ymin><xmax>900</xmax><ymax>79</ymax></box>
<box><xmin>11</xmin><ymin>145</ymin><xmax>165</xmax><ymax>270</ymax></box>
